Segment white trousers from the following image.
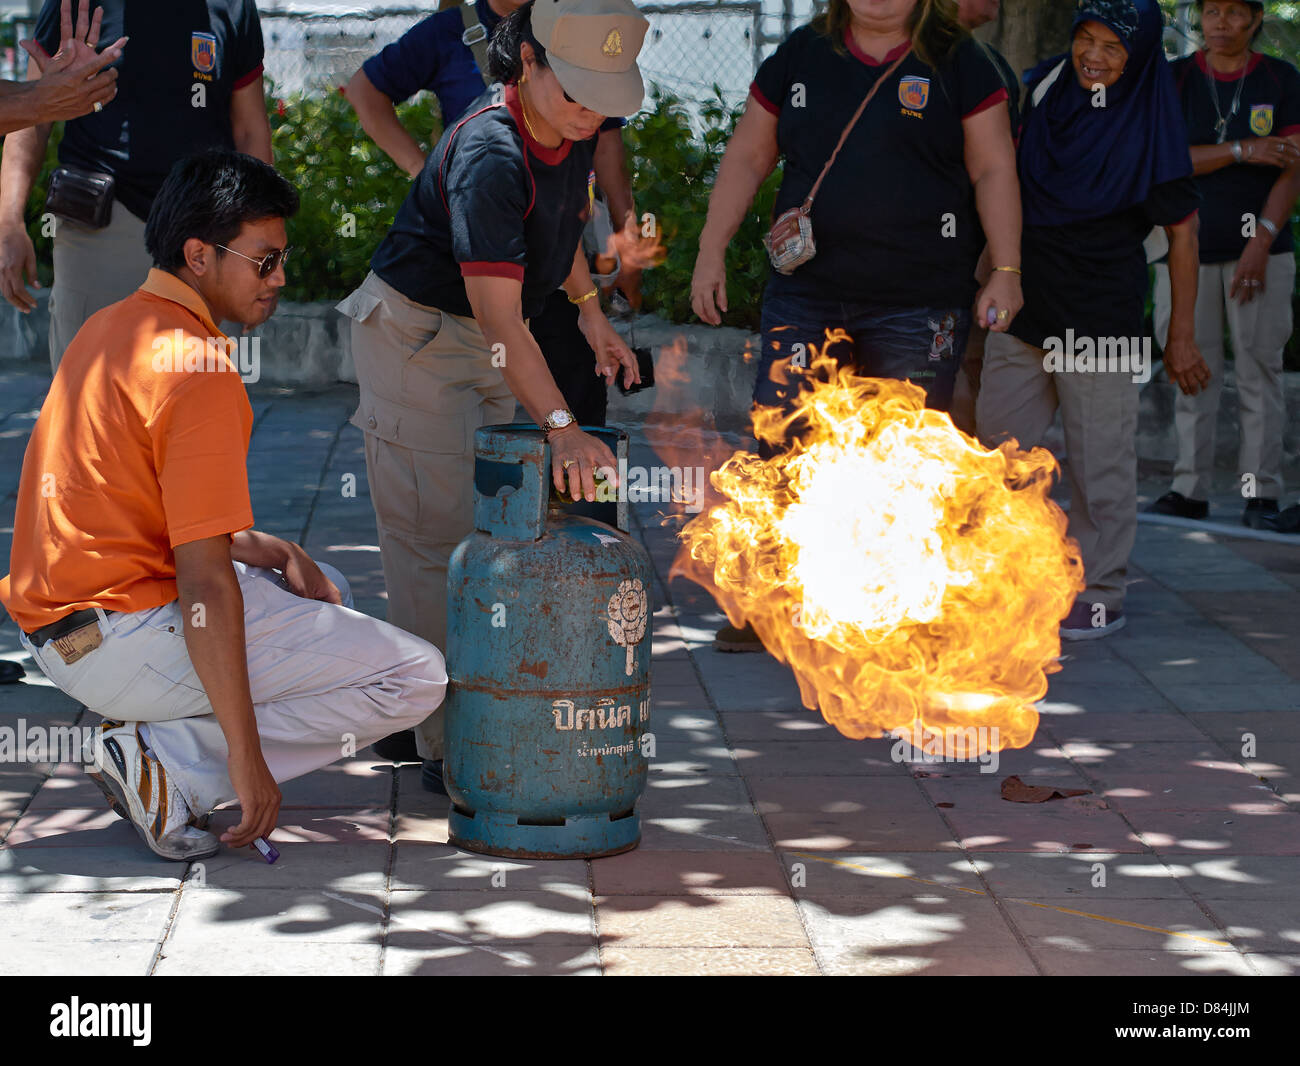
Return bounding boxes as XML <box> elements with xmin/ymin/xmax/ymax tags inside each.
<box><xmin>19</xmin><ymin>561</ymin><xmax>446</xmax><ymax>815</ymax></box>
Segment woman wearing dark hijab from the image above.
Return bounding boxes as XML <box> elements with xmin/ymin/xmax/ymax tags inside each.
<box><xmin>977</xmin><ymin>0</ymin><xmax>1211</xmax><ymax>641</ymax></box>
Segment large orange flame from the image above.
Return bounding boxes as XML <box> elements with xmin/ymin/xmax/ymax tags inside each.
<box><xmin>672</xmin><ymin>352</ymin><xmax>1084</xmax><ymax>752</ymax></box>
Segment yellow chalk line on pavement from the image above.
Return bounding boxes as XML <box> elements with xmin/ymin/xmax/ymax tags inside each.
<box><xmin>789</xmin><ymin>851</ymin><xmax>1232</xmax><ymax>949</ymax></box>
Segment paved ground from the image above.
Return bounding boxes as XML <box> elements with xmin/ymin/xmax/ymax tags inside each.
<box><xmin>2</xmin><ymin>368</ymin><xmax>1299</xmax><ymax>976</ymax></box>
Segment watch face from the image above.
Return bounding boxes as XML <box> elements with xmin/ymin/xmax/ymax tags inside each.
<box><xmin>548</xmin><ymin>410</ymin><xmax>574</xmax><ymax>429</ymax></box>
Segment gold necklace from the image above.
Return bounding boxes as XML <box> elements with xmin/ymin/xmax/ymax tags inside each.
<box><xmin>517</xmin><ymin>82</ymin><xmax>555</xmax><ymax>147</ymax></box>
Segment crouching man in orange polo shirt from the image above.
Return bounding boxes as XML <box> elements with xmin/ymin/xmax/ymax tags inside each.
<box><xmin>0</xmin><ymin>150</ymin><xmax>447</xmax><ymax>862</ymax></box>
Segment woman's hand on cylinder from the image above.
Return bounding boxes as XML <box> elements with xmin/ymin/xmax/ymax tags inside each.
<box><xmin>1244</xmin><ymin>136</ymin><xmax>1300</xmax><ymax>168</ymax></box>
<box><xmin>578</xmin><ymin>309</ymin><xmax>639</xmax><ymax>389</ymax></box>
<box><xmin>690</xmin><ymin>250</ymin><xmax>728</xmax><ymax>326</ymax></box>
<box><xmin>1163</xmin><ymin>333</ymin><xmax>1211</xmax><ymax>396</ymax></box>
<box><xmin>975</xmin><ymin>269</ymin><xmax>1023</xmax><ymax>333</ymax></box>
<box><xmin>1230</xmin><ymin>236</ymin><xmax>1271</xmax><ymax>304</ymax></box>
<box><xmin>549</xmin><ymin>425</ymin><xmax>617</xmax><ymax>502</ymax></box>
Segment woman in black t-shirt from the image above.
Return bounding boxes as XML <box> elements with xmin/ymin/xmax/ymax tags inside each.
<box><xmin>690</xmin><ymin>0</ymin><xmax>1022</xmax><ymax>418</ymax></box>
<box><xmin>337</xmin><ymin>0</ymin><xmax>646</xmax><ymax>772</ymax></box>
<box><xmin>976</xmin><ymin>0</ymin><xmax>1210</xmax><ymax>642</ymax></box>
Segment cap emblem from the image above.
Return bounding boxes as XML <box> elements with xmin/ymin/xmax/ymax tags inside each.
<box><xmin>602</xmin><ymin>29</ymin><xmax>623</xmax><ymax>57</ymax></box>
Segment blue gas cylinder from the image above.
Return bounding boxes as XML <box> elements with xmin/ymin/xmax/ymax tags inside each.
<box><xmin>443</xmin><ymin>425</ymin><xmax>653</xmax><ymax>859</ymax></box>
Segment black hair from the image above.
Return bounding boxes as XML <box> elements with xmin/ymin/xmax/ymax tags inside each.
<box><xmin>145</xmin><ymin>149</ymin><xmax>300</xmax><ymax>272</ymax></box>
<box><xmin>1194</xmin><ymin>0</ymin><xmax>1266</xmax><ymax>43</ymax></box>
<box><xmin>486</xmin><ymin>0</ymin><xmax>548</xmax><ymax>84</ymax></box>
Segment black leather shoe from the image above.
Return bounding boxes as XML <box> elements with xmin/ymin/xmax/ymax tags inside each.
<box><xmin>1264</xmin><ymin>504</ymin><xmax>1300</xmax><ymax>534</ymax></box>
<box><xmin>371</xmin><ymin>729</ymin><xmax>420</xmax><ymax>762</ymax></box>
<box><xmin>1146</xmin><ymin>491</ymin><xmax>1208</xmax><ymax>519</ymax></box>
<box><xmin>421</xmin><ymin>759</ymin><xmax>447</xmax><ymax>795</ymax></box>
<box><xmin>0</xmin><ymin>661</ymin><xmax>25</xmax><ymax>684</ymax></box>
<box><xmin>1243</xmin><ymin>498</ymin><xmax>1281</xmax><ymax>529</ymax></box>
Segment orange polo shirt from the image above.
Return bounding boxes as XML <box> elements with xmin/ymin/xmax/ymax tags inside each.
<box><xmin>0</xmin><ymin>269</ymin><xmax>254</xmax><ymax>634</ymax></box>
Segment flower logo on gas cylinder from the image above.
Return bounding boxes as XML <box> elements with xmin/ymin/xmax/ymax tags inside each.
<box><xmin>606</xmin><ymin>578</ymin><xmax>647</xmax><ymax>675</ymax></box>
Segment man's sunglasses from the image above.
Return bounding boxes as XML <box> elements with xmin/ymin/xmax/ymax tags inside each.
<box><xmin>217</xmin><ymin>244</ymin><xmax>292</xmax><ymax>278</ymax></box>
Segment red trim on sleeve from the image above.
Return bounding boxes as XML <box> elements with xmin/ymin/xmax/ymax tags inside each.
<box><xmin>1280</xmin><ymin>124</ymin><xmax>1300</xmax><ymax>138</ymax></box>
<box><xmin>1173</xmin><ymin>210</ymin><xmax>1198</xmax><ymax>227</ymax></box>
<box><xmin>963</xmin><ymin>87</ymin><xmax>1008</xmax><ymax>120</ymax></box>
<box><xmin>749</xmin><ymin>82</ymin><xmax>779</xmax><ymax>116</ymax></box>
<box><xmin>461</xmin><ymin>262</ymin><xmax>525</xmax><ymax>282</ymax></box>
<box><xmin>232</xmin><ymin>63</ymin><xmax>264</xmax><ymax>91</ymax></box>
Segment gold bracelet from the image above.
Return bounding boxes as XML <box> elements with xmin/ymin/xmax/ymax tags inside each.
<box><xmin>993</xmin><ymin>266</ymin><xmax>1021</xmax><ymax>274</ymax></box>
<box><xmin>568</xmin><ymin>287</ymin><xmax>599</xmax><ymax>306</ymax></box>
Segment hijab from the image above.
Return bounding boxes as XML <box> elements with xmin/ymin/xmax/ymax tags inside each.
<box><xmin>1018</xmin><ymin>0</ymin><xmax>1193</xmax><ymax>227</ymax></box>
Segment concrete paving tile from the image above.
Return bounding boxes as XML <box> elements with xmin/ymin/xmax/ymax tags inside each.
<box><xmin>1197</xmin><ymin>899</ymin><xmax>1300</xmax><ymax>954</ymax></box>
<box><xmin>942</xmin><ymin>802</ymin><xmax>1147</xmax><ymax>853</ymax></box>
<box><xmin>644</xmin><ymin>711</ymin><xmax>725</xmax><ymax>746</ymax></box>
<box><xmin>595</xmin><ymin>893</ymin><xmax>807</xmax><ymax>948</ymax></box>
<box><xmin>1061</xmin><ymin>741</ymin><xmax>1239</xmax><ymax>776</ymax></box>
<box><xmin>1078</xmin><ymin>757</ymin><xmax>1261</xmax><ymax>789</ymax></box>
<box><xmin>1002</xmin><ymin>896</ymin><xmax>1232</xmax><ymax>951</ymax></box>
<box><xmin>650</xmin><ymin>660</ymin><xmax>702</xmax><ymax>687</ymax></box>
<box><xmin>817</xmin><ymin>941</ymin><xmax>1037</xmax><ymax>975</ymax></box>
<box><xmin>638</xmin><ymin>808</ymin><xmax>770</xmax><ymax>851</ymax></box>
<box><xmin>1048</xmin><ymin>654</ymin><xmax>1150</xmax><ymax>686</ymax></box>
<box><xmin>5</xmin><ymin>806</ymin><xmax>136</xmax><ymax>847</ymax></box>
<box><xmin>799</xmin><ymin>895</ymin><xmax>1020</xmax><ymax>960</ymax></box>
<box><xmin>1195</xmin><ymin>711</ymin><xmax>1300</xmax><ymax>744</ymax></box>
<box><xmin>1242</xmin><ymin>953</ymin><xmax>1300</xmax><ymax>976</ymax></box>
<box><xmin>188</xmin><ymin>841</ymin><xmax>390</xmax><ymax>891</ymax></box>
<box><xmin>780</xmin><ymin>850</ymin><xmax>986</xmax><ymax>898</ymax></box>
<box><xmin>591</xmin><ymin>849</ymin><xmax>788</xmax><ymax>895</ymax></box>
<box><xmin>1156</xmin><ymin>684</ymin><xmax>1300</xmax><ymax>713</ymax></box>
<box><xmin>384</xmin><ymin>944</ymin><xmax>601</xmax><ymax>975</ymax></box>
<box><xmin>731</xmin><ymin>739</ymin><xmax>906</xmax><ymax>777</ymax></box>
<box><xmin>764</xmin><ymin>809</ymin><xmax>960</xmax><ymax>852</ymax></box>
<box><xmin>1040</xmin><ymin>712</ymin><xmax>1212</xmax><ymax>744</ymax></box>
<box><xmin>390</xmin><ymin>845</ymin><xmax>588</xmax><ymax>892</ymax></box>
<box><xmin>971</xmin><ymin>852</ymin><xmax>1186</xmax><ymax>899</ymax></box>
<box><xmin>166</xmin><ymin>887</ymin><xmax>386</xmax><ymax>945</ymax></box>
<box><xmin>1137</xmin><ymin>658</ymin><xmax>1295</xmax><ymax>688</ymax></box>
<box><xmin>0</xmin><ymin>940</ymin><xmax>157</xmax><ymax>976</ymax></box>
<box><xmin>748</xmin><ymin>774</ymin><xmax>934</xmax><ymax>814</ymax></box>
<box><xmin>647</xmin><ymin>741</ymin><xmax>740</xmax><ymax>776</ymax></box>
<box><xmin>916</xmin><ymin>774</ymin><xmax>1086</xmax><ymax>812</ymax></box>
<box><xmin>0</xmin><ymin>685</ymin><xmax>84</xmax><ymax>718</ymax></box>
<box><xmin>1029</xmin><ymin>944</ymin><xmax>1256</xmax><ymax>976</ymax></box>
<box><xmin>154</xmin><ymin>940</ymin><xmax>381</xmax><ymax>976</ymax></box>
<box><xmin>1039</xmin><ymin>685</ymin><xmax>1177</xmax><ymax>714</ymax></box>
<box><xmin>1175</xmin><ymin>855</ymin><xmax>1300</xmax><ymax>899</ymax></box>
<box><xmin>387</xmin><ymin>887</ymin><xmax>595</xmax><ymax>946</ymax></box>
<box><xmin>1131</xmin><ymin>811</ymin><xmax>1300</xmax><ymax>854</ymax></box>
<box><xmin>0</xmin><ymin>891</ymin><xmax>174</xmax><ymax>942</ymax></box>
<box><xmin>719</xmin><ymin>709</ymin><xmax>841</xmax><ymax>742</ymax></box>
<box><xmin>639</xmin><ymin>773</ymin><xmax>752</xmax><ymax>817</ymax></box>
<box><xmin>1243</xmin><ymin>742</ymin><xmax>1300</xmax><ymax>779</ymax></box>
<box><xmin>1096</xmin><ymin>774</ymin><xmax>1288</xmax><ymax>813</ymax></box>
<box><xmin>0</xmin><ymin>845</ymin><xmax>185</xmax><ymax>891</ymax></box>
<box><xmin>206</xmin><ymin>807</ymin><xmax>389</xmax><ymax>845</ymax></box>
<box><xmin>24</xmin><ymin>772</ymin><xmax>110</xmax><ymax>811</ymax></box>
<box><xmin>601</xmin><ymin>946</ymin><xmax>818</xmax><ymax>975</ymax></box>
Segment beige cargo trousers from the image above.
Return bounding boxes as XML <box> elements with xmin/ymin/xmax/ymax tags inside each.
<box><xmin>338</xmin><ymin>270</ymin><xmax>515</xmax><ymax>759</ymax></box>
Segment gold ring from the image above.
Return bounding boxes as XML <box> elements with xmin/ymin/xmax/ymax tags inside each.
<box><xmin>93</xmin><ymin>101</ymin><xmax>103</xmax><ymax>112</ymax></box>
<box><xmin>997</xmin><ymin>309</ymin><xmax>1009</xmax><ymax>321</ymax></box>
<box><xmin>562</xmin><ymin>459</ymin><xmax>576</xmax><ymax>470</ymax></box>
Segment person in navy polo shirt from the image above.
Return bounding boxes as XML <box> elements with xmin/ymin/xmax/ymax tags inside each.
<box><xmin>338</xmin><ymin>0</ymin><xmax>646</xmax><ymax>788</ymax></box>
<box><xmin>690</xmin><ymin>0</ymin><xmax>1022</xmax><ymax>652</ymax></box>
<box><xmin>0</xmin><ymin>0</ymin><xmax>271</xmax><ymax>371</ymax></box>
<box><xmin>344</xmin><ymin>0</ymin><xmax>639</xmax><ymax>430</ymax></box>
<box><xmin>1148</xmin><ymin>0</ymin><xmax>1300</xmax><ymax>530</ymax></box>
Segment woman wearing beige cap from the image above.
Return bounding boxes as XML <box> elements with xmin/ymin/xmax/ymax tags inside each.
<box><xmin>338</xmin><ymin>0</ymin><xmax>648</xmax><ymax>786</ymax></box>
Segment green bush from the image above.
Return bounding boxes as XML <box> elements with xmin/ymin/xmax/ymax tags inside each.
<box><xmin>622</xmin><ymin>86</ymin><xmax>780</xmax><ymax>331</ymax></box>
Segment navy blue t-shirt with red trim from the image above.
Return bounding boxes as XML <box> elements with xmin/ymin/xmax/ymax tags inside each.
<box><xmin>35</xmin><ymin>0</ymin><xmax>264</xmax><ymax>222</ymax></box>
<box><xmin>1170</xmin><ymin>50</ymin><xmax>1300</xmax><ymax>264</ymax></box>
<box><xmin>751</xmin><ymin>24</ymin><xmax>1009</xmax><ymax>307</ymax></box>
<box><xmin>362</xmin><ymin>0</ymin><xmax>623</xmax><ymax>132</ymax></box>
<box><xmin>370</xmin><ymin>85</ymin><xmax>595</xmax><ymax>319</ymax></box>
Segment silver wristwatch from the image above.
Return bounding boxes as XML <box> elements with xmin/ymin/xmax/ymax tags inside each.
<box><xmin>543</xmin><ymin>408</ymin><xmax>576</xmax><ymax>434</ymax></box>
<box><xmin>1231</xmin><ymin>140</ymin><xmax>1244</xmax><ymax>163</ymax></box>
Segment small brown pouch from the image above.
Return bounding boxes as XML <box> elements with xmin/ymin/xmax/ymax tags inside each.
<box><xmin>50</xmin><ymin>621</ymin><xmax>103</xmax><ymax>665</ymax></box>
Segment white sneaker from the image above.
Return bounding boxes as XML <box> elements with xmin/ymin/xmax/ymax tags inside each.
<box><xmin>84</xmin><ymin>722</ymin><xmax>219</xmax><ymax>861</ymax></box>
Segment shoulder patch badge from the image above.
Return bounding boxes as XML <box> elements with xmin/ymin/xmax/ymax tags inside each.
<box><xmin>1250</xmin><ymin>104</ymin><xmax>1274</xmax><ymax>137</ymax></box>
<box><xmin>899</xmin><ymin>76</ymin><xmax>930</xmax><ymax>111</ymax></box>
<box><xmin>192</xmin><ymin>31</ymin><xmax>217</xmax><ymax>75</ymax></box>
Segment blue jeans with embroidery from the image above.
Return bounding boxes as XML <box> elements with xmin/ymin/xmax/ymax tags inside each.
<box><xmin>753</xmin><ymin>287</ymin><xmax>969</xmax><ymax>451</ymax></box>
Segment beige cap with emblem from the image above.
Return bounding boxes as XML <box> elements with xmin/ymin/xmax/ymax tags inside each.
<box><xmin>530</xmin><ymin>0</ymin><xmax>649</xmax><ymax>118</ymax></box>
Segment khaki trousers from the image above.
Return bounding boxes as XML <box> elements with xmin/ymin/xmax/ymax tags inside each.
<box><xmin>976</xmin><ymin>330</ymin><xmax>1139</xmax><ymax>614</ymax></box>
<box><xmin>338</xmin><ymin>271</ymin><xmax>514</xmax><ymax>759</ymax></box>
<box><xmin>49</xmin><ymin>205</ymin><xmax>152</xmax><ymax>372</ymax></box>
<box><xmin>1153</xmin><ymin>253</ymin><xmax>1294</xmax><ymax>501</ymax></box>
